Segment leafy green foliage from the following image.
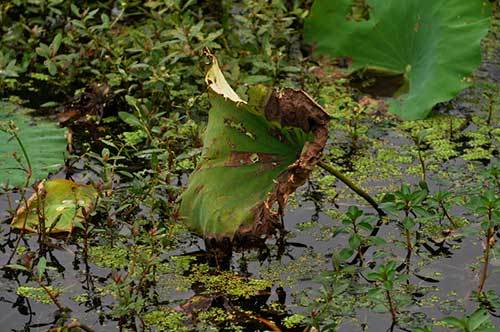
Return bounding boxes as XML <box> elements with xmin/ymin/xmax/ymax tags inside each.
<box><xmin>0</xmin><ymin>0</ymin><xmax>307</xmax><ymax>115</ymax></box>
<box><xmin>337</xmin><ymin>206</ymin><xmax>379</xmax><ymax>260</ymax></box>
<box><xmin>0</xmin><ymin>103</ymin><xmax>67</xmax><ymax>187</ymax></box>
<box><xmin>442</xmin><ymin>309</ymin><xmax>496</xmax><ymax>332</ymax></box>
<box><xmin>304</xmin><ymin>0</ymin><xmax>492</xmax><ymax>119</ymax></box>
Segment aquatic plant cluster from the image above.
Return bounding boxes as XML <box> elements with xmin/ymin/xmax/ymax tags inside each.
<box><xmin>0</xmin><ymin>1</ymin><xmax>498</xmax><ymax>331</ymax></box>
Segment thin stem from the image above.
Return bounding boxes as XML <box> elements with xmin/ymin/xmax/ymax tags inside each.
<box><xmin>318</xmin><ymin>160</ymin><xmax>385</xmax><ymax>216</ymax></box>
<box><xmin>404</xmin><ymin>228</ymin><xmax>412</xmax><ymax>276</ymax></box>
<box><xmin>478</xmin><ymin>209</ymin><xmax>494</xmax><ymax>294</ymax></box>
<box><xmin>440</xmin><ymin>202</ymin><xmax>458</xmax><ymax>228</ymax></box>
<box><xmin>486</xmin><ymin>93</ymin><xmax>493</xmax><ymax>126</ymax></box>
<box><xmin>385</xmin><ymin>289</ymin><xmax>397</xmax><ymax>324</ymax></box>
<box><xmin>10</xmin><ymin>128</ymin><xmax>32</xmax><ymax>177</ymax></box>
<box><xmin>404</xmin><ymin>210</ymin><xmax>413</xmax><ymax>276</ymax></box>
<box><xmin>5</xmin><ymin>125</ymin><xmax>33</xmax><ymax>264</ymax></box>
<box><xmin>37</xmin><ymin>280</ymin><xmax>67</xmax><ymax>312</ymax></box>
<box><xmin>416</xmin><ymin>148</ymin><xmax>426</xmax><ymax>184</ymax></box>
<box><xmin>411</xmin><ymin>136</ymin><xmax>426</xmax><ymax>184</ymax></box>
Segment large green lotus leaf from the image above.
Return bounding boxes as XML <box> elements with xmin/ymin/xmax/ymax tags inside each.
<box><xmin>304</xmin><ymin>0</ymin><xmax>492</xmax><ymax>120</ymax></box>
<box><xmin>180</xmin><ymin>58</ymin><xmax>329</xmax><ymax>240</ymax></box>
<box><xmin>11</xmin><ymin>179</ymin><xmax>97</xmax><ymax>234</ymax></box>
<box><xmin>0</xmin><ymin>103</ymin><xmax>67</xmax><ymax>187</ymax></box>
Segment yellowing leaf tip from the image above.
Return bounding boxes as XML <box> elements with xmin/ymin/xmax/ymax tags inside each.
<box><xmin>205</xmin><ymin>55</ymin><xmax>247</xmax><ymax>105</ymax></box>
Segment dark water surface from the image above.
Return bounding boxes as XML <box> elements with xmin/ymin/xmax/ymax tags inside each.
<box><xmin>1</xmin><ymin>189</ymin><xmax>498</xmax><ymax>331</ymax></box>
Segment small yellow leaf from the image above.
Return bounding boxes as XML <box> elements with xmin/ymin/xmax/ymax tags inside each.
<box><xmin>205</xmin><ymin>55</ymin><xmax>246</xmax><ymax>104</ymax></box>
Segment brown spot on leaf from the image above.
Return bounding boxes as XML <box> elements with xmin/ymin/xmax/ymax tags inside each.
<box><xmin>225</xmin><ymin>152</ymin><xmax>283</xmax><ymax>168</ymax></box>
<box><xmin>346</xmin><ymin>0</ymin><xmax>371</xmax><ymax>21</ymax></box>
<box><xmin>194</xmin><ymin>184</ymin><xmax>204</xmax><ymax>194</ymax></box>
<box><xmin>264</xmin><ymin>89</ymin><xmax>330</xmax><ymax>133</ymax></box>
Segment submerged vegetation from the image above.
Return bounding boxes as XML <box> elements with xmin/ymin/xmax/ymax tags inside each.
<box><xmin>0</xmin><ymin>0</ymin><xmax>499</xmax><ymax>331</ymax></box>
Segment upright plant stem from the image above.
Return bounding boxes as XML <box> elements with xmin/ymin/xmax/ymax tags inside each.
<box><xmin>440</xmin><ymin>202</ymin><xmax>459</xmax><ymax>228</ymax></box>
<box><xmin>486</xmin><ymin>92</ymin><xmax>493</xmax><ymax>126</ymax></box>
<box><xmin>404</xmin><ymin>211</ymin><xmax>413</xmax><ymax>276</ymax></box>
<box><xmin>6</xmin><ymin>128</ymin><xmax>32</xmax><ymax>264</ymax></box>
<box><xmin>411</xmin><ymin>136</ymin><xmax>427</xmax><ymax>185</ymax></box>
<box><xmin>11</xmin><ymin>128</ymin><xmax>32</xmax><ymax>177</ymax></box>
<box><xmin>386</xmin><ymin>289</ymin><xmax>397</xmax><ymax>324</ymax></box>
<box><xmin>318</xmin><ymin>160</ymin><xmax>385</xmax><ymax>216</ymax></box>
<box><xmin>404</xmin><ymin>229</ymin><xmax>412</xmax><ymax>276</ymax></box>
<box><xmin>478</xmin><ymin>209</ymin><xmax>494</xmax><ymax>295</ymax></box>
<box><xmin>416</xmin><ymin>148</ymin><xmax>426</xmax><ymax>184</ymax></box>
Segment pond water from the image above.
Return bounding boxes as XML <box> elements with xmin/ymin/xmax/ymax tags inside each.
<box><xmin>0</xmin><ymin>181</ymin><xmax>498</xmax><ymax>331</ymax></box>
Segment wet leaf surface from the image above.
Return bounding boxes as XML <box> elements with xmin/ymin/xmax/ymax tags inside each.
<box><xmin>11</xmin><ymin>179</ymin><xmax>97</xmax><ymax>234</ymax></box>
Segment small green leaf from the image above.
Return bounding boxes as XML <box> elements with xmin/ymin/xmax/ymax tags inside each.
<box><xmin>70</xmin><ymin>4</ymin><xmax>79</xmax><ymax>16</ymax></box>
<box><xmin>243</xmin><ymin>75</ymin><xmax>272</xmax><ymax>85</ymax></box>
<box><xmin>358</xmin><ymin>221</ymin><xmax>373</xmax><ymax>231</ymax></box>
<box><xmin>369</xmin><ymin>236</ymin><xmax>386</xmax><ymax>246</ymax></box>
<box><xmin>367</xmin><ymin>287</ymin><xmax>383</xmax><ymax>298</ymax></box>
<box><xmin>402</xmin><ymin>217</ymin><xmax>415</xmax><ymax>230</ymax></box>
<box><xmin>45</xmin><ymin>60</ymin><xmax>57</xmax><ymax>76</ymax></box>
<box><xmin>366</xmin><ymin>272</ymin><xmax>382</xmax><ymax>281</ymax></box>
<box><xmin>37</xmin><ymin>257</ymin><xmax>47</xmax><ymax>278</ymax></box>
<box><xmin>468</xmin><ymin>309</ymin><xmax>489</xmax><ymax>331</ymax></box>
<box><xmin>442</xmin><ymin>317</ymin><xmax>466</xmax><ymax>329</ymax></box>
<box><xmin>50</xmin><ymin>33</ymin><xmax>63</xmax><ymax>55</ymax></box>
<box><xmin>118</xmin><ymin>111</ymin><xmax>142</xmax><ymax>128</ymax></box>
<box><xmin>383</xmin><ymin>280</ymin><xmax>393</xmax><ymax>290</ymax></box>
<box><xmin>348</xmin><ymin>234</ymin><xmax>362</xmax><ymax>250</ymax></box>
<box><xmin>386</xmin><ymin>261</ymin><xmax>397</xmax><ymax>272</ymax></box>
<box><xmin>347</xmin><ymin>206</ymin><xmax>363</xmax><ymax>219</ymax></box>
<box><xmin>101</xmin><ymin>14</ymin><xmax>110</xmax><ymax>28</ymax></box>
<box><xmin>35</xmin><ymin>44</ymin><xmax>50</xmax><ymax>58</ymax></box>
<box><xmin>339</xmin><ymin>248</ymin><xmax>354</xmax><ymax>261</ymax></box>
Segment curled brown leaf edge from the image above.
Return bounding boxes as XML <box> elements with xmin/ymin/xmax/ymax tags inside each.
<box><xmin>200</xmin><ymin>89</ymin><xmax>330</xmax><ymax>249</ymax></box>
<box><xmin>233</xmin><ymin>89</ymin><xmax>330</xmax><ymax>243</ymax></box>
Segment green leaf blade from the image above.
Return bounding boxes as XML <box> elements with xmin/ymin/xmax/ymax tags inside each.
<box><xmin>180</xmin><ymin>59</ymin><xmax>329</xmax><ymax>240</ymax></box>
<box><xmin>304</xmin><ymin>0</ymin><xmax>492</xmax><ymax>120</ymax></box>
<box><xmin>11</xmin><ymin>179</ymin><xmax>97</xmax><ymax>234</ymax></box>
<box><xmin>0</xmin><ymin>103</ymin><xmax>67</xmax><ymax>187</ymax></box>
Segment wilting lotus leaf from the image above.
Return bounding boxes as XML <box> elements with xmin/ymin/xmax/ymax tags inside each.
<box><xmin>12</xmin><ymin>179</ymin><xmax>97</xmax><ymax>234</ymax></box>
<box><xmin>0</xmin><ymin>103</ymin><xmax>67</xmax><ymax>187</ymax></box>
<box><xmin>179</xmin><ymin>57</ymin><xmax>329</xmax><ymax>240</ymax></box>
<box><xmin>304</xmin><ymin>0</ymin><xmax>492</xmax><ymax>120</ymax></box>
